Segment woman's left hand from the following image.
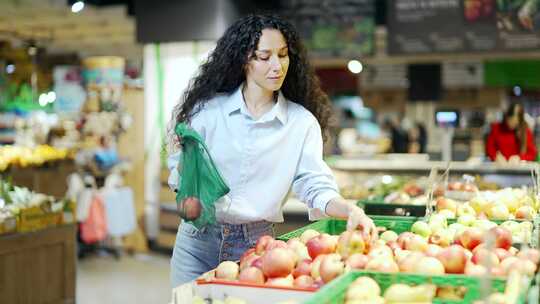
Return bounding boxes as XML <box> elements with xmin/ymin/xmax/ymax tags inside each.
<box><xmin>347</xmin><ymin>206</ymin><xmax>378</xmax><ymax>241</ymax></box>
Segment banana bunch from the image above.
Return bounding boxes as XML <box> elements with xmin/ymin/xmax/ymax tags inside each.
<box><xmin>0</xmin><ymin>145</ymin><xmax>69</xmax><ymax>170</ymax></box>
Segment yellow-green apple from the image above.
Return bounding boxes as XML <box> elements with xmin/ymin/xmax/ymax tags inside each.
<box><xmin>413</xmin><ymin>256</ymin><xmax>445</xmax><ymax>275</ymax></box>
<box><xmin>487</xmin><ymin>204</ymin><xmax>510</xmax><ymax>220</ymax></box>
<box><xmin>346</xmin><ymin>276</ymin><xmax>381</xmax><ymax>301</ymax></box>
<box><xmin>319</xmin><ymin>253</ymin><xmax>345</xmax><ymax>283</ymax></box>
<box><xmin>367</xmin><ymin>244</ymin><xmax>394</xmax><ymax>260</ymax></box>
<box><xmin>428</xmin><ymin>228</ymin><xmax>454</xmax><ymax>247</ymax></box>
<box><xmin>306</xmin><ymin>233</ymin><xmax>338</xmax><ymax>259</ymax></box>
<box><xmin>428</xmin><ymin>214</ymin><xmax>448</xmax><ymax>232</ymax></box>
<box><xmin>293</xmin><ymin>275</ymin><xmax>314</xmax><ymax>288</ymax></box>
<box><xmin>261</xmin><ymin>248</ymin><xmax>295</xmax><ymax>278</ymax></box>
<box><xmin>439</xmin><ymin>209</ymin><xmax>456</xmax><ymax>220</ymax></box>
<box><xmin>216</xmin><ymin>261</ymin><xmax>240</xmax><ymax>280</ymax></box>
<box><xmin>472</xmin><ymin>219</ymin><xmax>497</xmax><ymax>231</ymax></box>
<box><xmin>287</xmin><ymin>238</ymin><xmax>311</xmax><ymax>261</ymax></box>
<box><xmin>436</xmin><ymin>245</ymin><xmax>467</xmax><ymax>274</ymax></box>
<box><xmin>411</xmin><ymin>221</ymin><xmax>431</xmax><ymax>238</ymax></box>
<box><xmin>380</xmin><ymin>230</ymin><xmax>399</xmax><ymax>243</ymax></box>
<box><xmin>457</xmin><ymin>203</ymin><xmax>476</xmax><ymax>217</ymax></box>
<box><xmin>386</xmin><ymin>240</ymin><xmax>401</xmax><ymax>252</ymax></box>
<box><xmin>239</xmin><ymin>266</ymin><xmax>265</xmax><ymax>284</ymax></box>
<box><xmin>300</xmin><ymin>229</ymin><xmax>320</xmax><ymax>244</ymax></box>
<box><xmin>470</xmin><ymin>197</ymin><xmax>491</xmax><ymax>214</ymax></box>
<box><xmin>266</xmin><ymin>240</ymin><xmax>288</xmax><ymax>251</ymax></box>
<box><xmin>292</xmin><ymin>259</ymin><xmax>312</xmax><ymax>278</ymax></box>
<box><xmin>337</xmin><ymin>230</ymin><xmax>366</xmax><ymax>259</ymax></box>
<box><xmin>265</xmin><ymin>274</ymin><xmax>294</xmax><ymax>287</ymax></box>
<box><xmin>457</xmin><ymin>214</ymin><xmax>476</xmax><ymax>227</ymax></box>
<box><xmin>255</xmin><ymin>235</ymin><xmax>274</xmax><ymax>255</ymax></box>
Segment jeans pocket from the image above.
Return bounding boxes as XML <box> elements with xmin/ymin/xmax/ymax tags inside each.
<box><xmin>247</xmin><ymin>224</ymin><xmax>274</xmax><ymax>247</ymax></box>
<box><xmin>179</xmin><ymin>222</ymin><xmax>199</xmax><ymax>237</ymax></box>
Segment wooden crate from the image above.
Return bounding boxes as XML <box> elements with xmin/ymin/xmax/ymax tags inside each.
<box><xmin>0</xmin><ymin>225</ymin><xmax>76</xmax><ymax>304</ymax></box>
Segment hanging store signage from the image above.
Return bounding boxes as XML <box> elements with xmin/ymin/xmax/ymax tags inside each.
<box><xmin>388</xmin><ymin>0</ymin><xmax>540</xmax><ymax>54</ymax></box>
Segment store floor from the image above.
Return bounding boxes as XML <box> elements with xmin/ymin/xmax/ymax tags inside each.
<box><xmin>77</xmin><ymin>253</ymin><xmax>171</xmax><ymax>304</ymax></box>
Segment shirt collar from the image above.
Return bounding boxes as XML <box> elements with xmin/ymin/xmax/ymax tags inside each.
<box><xmin>225</xmin><ymin>84</ymin><xmax>288</xmax><ymax>125</ymax></box>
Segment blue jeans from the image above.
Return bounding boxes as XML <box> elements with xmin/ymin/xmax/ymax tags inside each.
<box><xmin>170</xmin><ymin>221</ymin><xmax>274</xmax><ymax>288</ymax></box>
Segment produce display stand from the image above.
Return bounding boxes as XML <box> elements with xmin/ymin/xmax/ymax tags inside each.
<box><xmin>305</xmin><ymin>270</ymin><xmax>527</xmax><ymax>304</ymax></box>
<box><xmin>0</xmin><ymin>224</ymin><xmax>76</xmax><ymax>304</ymax></box>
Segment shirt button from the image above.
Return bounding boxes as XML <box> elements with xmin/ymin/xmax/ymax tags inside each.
<box><xmin>222</xmin><ymin>253</ymin><xmax>229</xmax><ymax>258</ymax></box>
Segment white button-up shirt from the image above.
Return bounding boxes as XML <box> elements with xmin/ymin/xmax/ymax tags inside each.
<box><xmin>168</xmin><ymin>85</ymin><xmax>340</xmax><ymax>224</ymax></box>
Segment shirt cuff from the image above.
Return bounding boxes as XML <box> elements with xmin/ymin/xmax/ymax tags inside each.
<box><xmin>312</xmin><ymin>190</ymin><xmax>340</xmax><ymax>215</ymax></box>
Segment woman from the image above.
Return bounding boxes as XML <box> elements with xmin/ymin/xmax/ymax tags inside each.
<box><xmin>167</xmin><ymin>15</ymin><xmax>376</xmax><ymax>287</ymax></box>
<box><xmin>486</xmin><ymin>103</ymin><xmax>537</xmax><ymax>162</ymax></box>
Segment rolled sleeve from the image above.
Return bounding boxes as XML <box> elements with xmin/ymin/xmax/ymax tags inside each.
<box><xmin>292</xmin><ymin>119</ymin><xmax>340</xmax><ymax>215</ymax></box>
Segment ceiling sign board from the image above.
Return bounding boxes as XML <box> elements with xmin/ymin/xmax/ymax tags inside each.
<box><xmin>442</xmin><ymin>62</ymin><xmax>484</xmax><ymax>88</ymax></box>
<box><xmin>388</xmin><ymin>0</ymin><xmax>540</xmax><ymax>54</ymax></box>
<box><xmin>281</xmin><ymin>0</ymin><xmax>376</xmax><ymax>58</ymax></box>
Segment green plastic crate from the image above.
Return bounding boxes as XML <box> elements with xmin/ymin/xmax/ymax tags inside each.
<box><xmin>304</xmin><ymin>271</ymin><xmax>524</xmax><ymax>304</ymax></box>
<box><xmin>277</xmin><ymin>216</ymin><xmax>418</xmax><ymax>241</ymax></box>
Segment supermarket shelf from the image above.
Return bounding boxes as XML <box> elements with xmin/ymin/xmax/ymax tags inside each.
<box><xmin>330</xmin><ymin>158</ymin><xmax>539</xmax><ymax>175</ymax></box>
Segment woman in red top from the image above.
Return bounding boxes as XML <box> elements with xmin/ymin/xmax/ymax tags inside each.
<box><xmin>486</xmin><ymin>103</ymin><xmax>537</xmax><ymax>162</ymax></box>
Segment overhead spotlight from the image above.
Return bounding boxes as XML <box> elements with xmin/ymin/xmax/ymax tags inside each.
<box><xmin>47</xmin><ymin>91</ymin><xmax>57</xmax><ymax>103</ymax></box>
<box><xmin>39</xmin><ymin>93</ymin><xmax>48</xmax><ymax>107</ymax></box>
<box><xmin>5</xmin><ymin>64</ymin><xmax>15</xmax><ymax>74</ymax></box>
<box><xmin>72</xmin><ymin>1</ymin><xmax>85</xmax><ymax>13</ymax></box>
<box><xmin>347</xmin><ymin>60</ymin><xmax>363</xmax><ymax>74</ymax></box>
<box><xmin>513</xmin><ymin>85</ymin><xmax>522</xmax><ymax>96</ymax></box>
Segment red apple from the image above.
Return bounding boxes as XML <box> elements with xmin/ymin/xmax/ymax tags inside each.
<box><xmin>428</xmin><ymin>229</ymin><xmax>454</xmax><ymax>247</ymax></box>
<box><xmin>215</xmin><ymin>261</ymin><xmax>240</xmax><ymax>280</ymax></box>
<box><xmin>517</xmin><ymin>248</ymin><xmax>540</xmax><ymax>265</ymax></box>
<box><xmin>515</xmin><ymin>206</ymin><xmax>536</xmax><ymax>220</ymax></box>
<box><xmin>494</xmin><ymin>248</ymin><xmax>512</xmax><ymax>262</ymax></box>
<box><xmin>398</xmin><ymin>252</ymin><xmax>424</xmax><ymax>273</ymax></box>
<box><xmin>266</xmin><ymin>240</ymin><xmax>288</xmax><ymax>251</ymax></box>
<box><xmin>458</xmin><ymin>227</ymin><xmax>483</xmax><ymax>250</ymax></box>
<box><xmin>300</xmin><ymin>229</ymin><xmax>320</xmax><ymax>244</ymax></box>
<box><xmin>337</xmin><ymin>230</ymin><xmax>366</xmax><ymax>258</ymax></box>
<box><xmin>465</xmin><ymin>262</ymin><xmax>487</xmax><ymax>276</ymax></box>
<box><xmin>310</xmin><ymin>254</ymin><xmax>326</xmax><ymax>280</ymax></box>
<box><xmin>436</xmin><ymin>197</ymin><xmax>457</xmax><ymax>213</ymax></box>
<box><xmin>404</xmin><ymin>234</ymin><xmax>429</xmax><ymax>252</ymax></box>
<box><xmin>425</xmin><ymin>244</ymin><xmax>443</xmax><ymax>257</ymax></box>
<box><xmin>345</xmin><ymin>253</ymin><xmax>369</xmax><ymax>270</ymax></box>
<box><xmin>500</xmin><ymin>256</ymin><xmax>520</xmax><ymax>275</ymax></box>
<box><xmin>413</xmin><ymin>256</ymin><xmax>445</xmax><ymax>275</ymax></box>
<box><xmin>292</xmin><ymin>259</ymin><xmax>312</xmax><ymax>278</ymax></box>
<box><xmin>487</xmin><ymin>227</ymin><xmax>512</xmax><ymax>250</ymax></box>
<box><xmin>366</xmin><ymin>257</ymin><xmax>399</xmax><ymax>273</ymax></box>
<box><xmin>293</xmin><ymin>275</ymin><xmax>314</xmax><ymax>288</ymax></box>
<box><xmin>319</xmin><ymin>254</ymin><xmax>345</xmax><ymax>283</ymax></box>
<box><xmin>266</xmin><ymin>274</ymin><xmax>294</xmax><ymax>287</ymax></box>
<box><xmin>179</xmin><ymin>197</ymin><xmax>202</xmax><ymax>220</ymax></box>
<box><xmin>261</xmin><ymin>248</ymin><xmax>295</xmax><ymax>278</ymax></box>
<box><xmin>240</xmin><ymin>248</ymin><xmax>256</xmax><ymax>264</ymax></box>
<box><xmin>472</xmin><ymin>248</ymin><xmax>500</xmax><ymax>267</ymax></box>
<box><xmin>239</xmin><ymin>266</ymin><xmax>265</xmax><ymax>284</ymax></box>
<box><xmin>386</xmin><ymin>241</ymin><xmax>401</xmax><ymax>252</ymax></box>
<box><xmin>397</xmin><ymin>232</ymin><xmax>415</xmax><ymax>249</ymax></box>
<box><xmin>448</xmin><ymin>182</ymin><xmax>462</xmax><ymax>191</ymax></box>
<box><xmin>306</xmin><ymin>233</ymin><xmax>337</xmax><ymax>259</ymax></box>
<box><xmin>255</xmin><ymin>235</ymin><xmax>274</xmax><ymax>255</ymax></box>
<box><xmin>240</xmin><ymin>252</ymin><xmax>260</xmax><ymax>271</ymax></box>
<box><xmin>311</xmin><ymin>278</ymin><xmax>325</xmax><ymax>289</ymax></box>
<box><xmin>251</xmin><ymin>257</ymin><xmax>263</xmax><ymax>269</ymax></box>
<box><xmin>436</xmin><ymin>245</ymin><xmax>467</xmax><ymax>274</ymax></box>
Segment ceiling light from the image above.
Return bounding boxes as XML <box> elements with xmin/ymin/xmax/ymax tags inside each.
<box><xmin>513</xmin><ymin>86</ymin><xmax>522</xmax><ymax>96</ymax></box>
<box><xmin>5</xmin><ymin>64</ymin><xmax>15</xmax><ymax>74</ymax></box>
<box><xmin>72</xmin><ymin>1</ymin><xmax>85</xmax><ymax>13</ymax></box>
<box><xmin>39</xmin><ymin>94</ymin><xmax>48</xmax><ymax>107</ymax></box>
<box><xmin>347</xmin><ymin>60</ymin><xmax>363</xmax><ymax>74</ymax></box>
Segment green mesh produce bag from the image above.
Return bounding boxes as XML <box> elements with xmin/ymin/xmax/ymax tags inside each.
<box><xmin>175</xmin><ymin>123</ymin><xmax>230</xmax><ymax>228</ymax></box>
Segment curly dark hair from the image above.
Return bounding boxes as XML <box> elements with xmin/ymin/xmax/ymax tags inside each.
<box><xmin>169</xmin><ymin>14</ymin><xmax>333</xmax><ymax>146</ymax></box>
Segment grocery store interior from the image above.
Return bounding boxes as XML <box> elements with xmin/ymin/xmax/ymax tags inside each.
<box><xmin>1</xmin><ymin>0</ymin><xmax>540</xmax><ymax>303</ymax></box>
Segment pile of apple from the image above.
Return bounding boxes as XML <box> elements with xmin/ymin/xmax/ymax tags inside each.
<box><xmin>344</xmin><ymin>276</ymin><xmax>435</xmax><ymax>304</ymax></box>
<box><xmin>434</xmin><ymin>187</ymin><xmax>539</xmax><ymax>221</ymax></box>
